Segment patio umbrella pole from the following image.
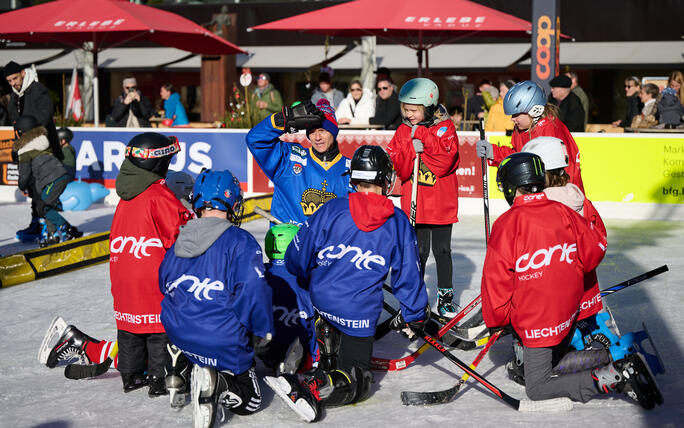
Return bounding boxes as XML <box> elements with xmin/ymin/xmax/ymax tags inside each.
<box><xmin>93</xmin><ymin>45</ymin><xmax>99</xmax><ymax>127</ymax></box>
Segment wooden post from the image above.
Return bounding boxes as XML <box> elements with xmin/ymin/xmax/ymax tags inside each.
<box><xmin>200</xmin><ymin>12</ymin><xmax>238</xmax><ymax>123</ymax></box>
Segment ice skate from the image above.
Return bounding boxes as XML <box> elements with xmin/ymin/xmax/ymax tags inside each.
<box><xmin>592</xmin><ymin>353</ymin><xmax>664</xmax><ymax>410</ymax></box>
<box><xmin>437</xmin><ymin>287</ymin><xmax>458</xmax><ymax>319</ymax></box>
<box><xmin>44</xmin><ymin>323</ymin><xmax>96</xmax><ymax>368</ymax></box>
<box><xmin>38</xmin><ymin>316</ymin><xmax>68</xmax><ymax>365</ymax></box>
<box><xmin>166</xmin><ymin>344</ymin><xmax>192</xmax><ymax>407</ymax></box>
<box><xmin>277</xmin><ymin>337</ymin><xmax>304</xmax><ymax>376</ymax></box>
<box><xmin>192</xmin><ymin>365</ymin><xmax>219</xmax><ymax>428</ymax></box>
<box><xmin>264</xmin><ymin>374</ymin><xmax>319</xmax><ymax>422</ymax></box>
<box><xmin>16</xmin><ymin>217</ymin><xmax>42</xmax><ymax>243</ymax></box>
<box><xmin>148</xmin><ymin>375</ymin><xmax>168</xmax><ymax>397</ymax></box>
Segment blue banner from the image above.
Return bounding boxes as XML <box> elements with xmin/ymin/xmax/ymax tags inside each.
<box><xmin>70</xmin><ymin>128</ymin><xmax>249</xmax><ymax>182</ymax></box>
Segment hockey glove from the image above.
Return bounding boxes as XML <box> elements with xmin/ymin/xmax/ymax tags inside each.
<box><xmin>278</xmin><ymin>100</ymin><xmax>324</xmax><ymax>134</ymax></box>
<box><xmin>476</xmin><ymin>139</ymin><xmax>493</xmax><ymax>160</ymax></box>
<box><xmin>488</xmin><ymin>324</ymin><xmax>513</xmax><ymax>338</ymax></box>
<box><xmin>389</xmin><ymin>305</ymin><xmax>431</xmax><ymax>341</ymax></box>
<box><xmin>251</xmin><ymin>333</ymin><xmax>273</xmax><ymax>355</ymax></box>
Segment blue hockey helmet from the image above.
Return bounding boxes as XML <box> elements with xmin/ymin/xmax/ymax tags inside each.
<box><xmin>192</xmin><ymin>169</ymin><xmax>244</xmax><ymax>224</ymax></box>
<box><xmin>503</xmin><ymin>80</ymin><xmax>547</xmax><ymax>117</ymax></box>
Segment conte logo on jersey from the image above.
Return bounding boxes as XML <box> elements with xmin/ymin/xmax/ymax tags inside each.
<box><xmin>515</xmin><ymin>242</ymin><xmax>577</xmax><ymax>273</ymax></box>
<box><xmin>318</xmin><ymin>244</ymin><xmax>386</xmax><ymax>270</ymax></box>
<box><xmin>165</xmin><ymin>274</ymin><xmax>224</xmax><ymax>301</ymax></box>
<box><xmin>110</xmin><ymin>236</ymin><xmax>164</xmax><ymax>259</ymax></box>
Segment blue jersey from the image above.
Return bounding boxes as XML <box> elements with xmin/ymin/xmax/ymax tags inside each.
<box><xmin>285</xmin><ymin>197</ymin><xmax>428</xmax><ymax>337</ymax></box>
<box><xmin>262</xmin><ymin>260</ymin><xmax>318</xmax><ymax>367</ymax></box>
<box><xmin>159</xmin><ymin>227</ymin><xmax>274</xmax><ymax>374</ymax></box>
<box><xmin>245</xmin><ymin>115</ymin><xmax>352</xmax><ymax>225</ymax></box>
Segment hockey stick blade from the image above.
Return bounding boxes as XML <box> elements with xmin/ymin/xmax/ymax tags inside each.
<box><xmin>64</xmin><ymin>357</ymin><xmax>112</xmax><ymax>379</ymax></box>
<box><xmin>384</xmin><ymin>304</ymin><xmax>572</xmax><ymax>413</ymax></box>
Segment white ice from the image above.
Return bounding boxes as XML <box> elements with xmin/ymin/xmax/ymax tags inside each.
<box><xmin>0</xmin><ymin>201</ymin><xmax>682</xmax><ymax>427</ymax></box>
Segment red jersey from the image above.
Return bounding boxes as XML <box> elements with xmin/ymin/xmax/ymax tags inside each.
<box><xmin>388</xmin><ymin>119</ymin><xmax>459</xmax><ymax>225</ymax></box>
<box><xmin>110</xmin><ymin>181</ymin><xmax>191</xmax><ymax>334</ymax></box>
<box><xmin>491</xmin><ymin>116</ymin><xmax>584</xmax><ymax>193</ymax></box>
<box><xmin>577</xmin><ymin>198</ymin><xmax>607</xmax><ymax>320</ymax></box>
<box><xmin>481</xmin><ymin>193</ymin><xmax>606</xmax><ymax>348</ymax></box>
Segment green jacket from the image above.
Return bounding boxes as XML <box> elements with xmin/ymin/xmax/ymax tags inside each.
<box><xmin>249</xmin><ymin>84</ymin><xmax>283</xmax><ymax>123</ymax></box>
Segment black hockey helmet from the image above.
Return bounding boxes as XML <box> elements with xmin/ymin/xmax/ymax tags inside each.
<box><xmin>347</xmin><ymin>145</ymin><xmax>396</xmax><ymax>195</ymax></box>
<box><xmin>57</xmin><ymin>127</ymin><xmax>74</xmax><ymax>143</ymax></box>
<box><xmin>125</xmin><ymin>132</ymin><xmax>181</xmax><ymax>177</ymax></box>
<box><xmin>496</xmin><ymin>152</ymin><xmax>545</xmax><ymax>206</ymax></box>
<box><xmin>13</xmin><ymin>115</ymin><xmax>39</xmax><ymax>137</ymax></box>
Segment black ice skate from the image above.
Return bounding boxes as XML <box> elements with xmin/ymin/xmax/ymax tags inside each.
<box><xmin>264</xmin><ymin>374</ymin><xmax>320</xmax><ymax>423</ymax></box>
<box><xmin>45</xmin><ymin>324</ymin><xmax>96</xmax><ymax>368</ymax></box>
<box><xmin>592</xmin><ymin>353</ymin><xmax>664</xmax><ymax>410</ymax></box>
<box><xmin>122</xmin><ymin>373</ymin><xmax>148</xmax><ymax>392</ymax></box>
<box><xmin>147</xmin><ymin>375</ymin><xmax>168</xmax><ymax>397</ymax></box>
<box><xmin>166</xmin><ymin>344</ymin><xmax>192</xmax><ymax>407</ymax></box>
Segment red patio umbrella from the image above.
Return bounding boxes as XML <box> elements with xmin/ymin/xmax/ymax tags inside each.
<box><xmin>251</xmin><ymin>0</ymin><xmax>533</xmax><ymax>76</ymax></box>
<box><xmin>0</xmin><ymin>0</ymin><xmax>246</xmax><ymax>124</ymax></box>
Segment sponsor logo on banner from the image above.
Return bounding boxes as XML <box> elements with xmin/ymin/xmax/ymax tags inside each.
<box><xmin>515</xmin><ymin>242</ymin><xmax>577</xmax><ymax>272</ymax></box>
<box><xmin>535</xmin><ymin>15</ymin><xmax>554</xmax><ymax>80</ymax></box>
<box><xmin>318</xmin><ymin>244</ymin><xmax>386</xmax><ymax>270</ymax></box>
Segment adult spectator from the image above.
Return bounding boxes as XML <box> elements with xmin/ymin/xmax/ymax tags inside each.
<box><xmin>666</xmin><ymin>71</ymin><xmax>684</xmax><ymax>108</ymax></box>
<box><xmin>160</xmin><ymin>83</ymin><xmax>189</xmax><ymax>127</ymax></box>
<box><xmin>630</xmin><ymin>83</ymin><xmax>659</xmax><ymax>129</ymax></box>
<box><xmin>369</xmin><ymin>78</ymin><xmax>401</xmax><ymax>130</ymax></box>
<box><xmin>109</xmin><ymin>76</ymin><xmax>154</xmax><ymax>128</ymax></box>
<box><xmin>611</xmin><ymin>76</ymin><xmax>642</xmax><ymax>128</ymax></box>
<box><xmin>311</xmin><ymin>72</ymin><xmax>344</xmax><ymax>110</ymax></box>
<box><xmin>246</xmin><ymin>99</ymin><xmax>351</xmax><ymax>225</ymax></box>
<box><xmin>485</xmin><ymin>80</ymin><xmax>515</xmax><ymax>133</ymax></box>
<box><xmin>565</xmin><ymin>71</ymin><xmax>590</xmax><ymax>128</ymax></box>
<box><xmin>548</xmin><ymin>75</ymin><xmax>585</xmax><ymax>132</ymax></box>
<box><xmin>375</xmin><ymin>67</ymin><xmax>397</xmax><ymax>92</ymax></box>
<box><xmin>466</xmin><ymin>79</ymin><xmax>498</xmax><ymax>123</ymax></box>
<box><xmin>4</xmin><ymin>61</ymin><xmax>61</xmax><ymax>159</ymax></box>
<box><xmin>249</xmin><ymin>73</ymin><xmax>283</xmax><ymax>123</ymax></box>
<box><xmin>336</xmin><ymin>80</ymin><xmax>375</xmax><ymax>125</ymax></box>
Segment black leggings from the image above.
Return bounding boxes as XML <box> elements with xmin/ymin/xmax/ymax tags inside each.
<box><xmin>415</xmin><ymin>224</ymin><xmax>453</xmax><ymax>289</ymax></box>
<box><xmin>117</xmin><ymin>330</ymin><xmax>169</xmax><ymax>378</ymax></box>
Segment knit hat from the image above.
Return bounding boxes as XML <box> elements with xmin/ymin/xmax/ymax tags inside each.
<box><xmin>549</xmin><ymin>75</ymin><xmax>572</xmax><ymax>88</ymax></box>
<box><xmin>4</xmin><ymin>61</ymin><xmax>22</xmax><ymax>77</ymax></box>
<box><xmin>307</xmin><ymin>99</ymin><xmax>339</xmax><ymax>140</ymax></box>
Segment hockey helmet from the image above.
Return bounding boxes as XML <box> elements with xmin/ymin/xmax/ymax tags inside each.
<box><xmin>399</xmin><ymin>78</ymin><xmax>439</xmax><ymax>119</ymax></box>
<box><xmin>496</xmin><ymin>152</ymin><xmax>545</xmax><ymax>206</ymax></box>
<box><xmin>13</xmin><ymin>115</ymin><xmax>39</xmax><ymax>137</ymax></box>
<box><xmin>125</xmin><ymin>132</ymin><xmax>181</xmax><ymax>177</ymax></box>
<box><xmin>503</xmin><ymin>80</ymin><xmax>547</xmax><ymax>117</ymax></box>
<box><xmin>348</xmin><ymin>145</ymin><xmax>396</xmax><ymax>195</ymax></box>
<box><xmin>57</xmin><ymin>127</ymin><xmax>74</xmax><ymax>143</ymax></box>
<box><xmin>165</xmin><ymin>171</ymin><xmax>195</xmax><ymax>202</ymax></box>
<box><xmin>265</xmin><ymin>223</ymin><xmax>300</xmax><ymax>260</ymax></box>
<box><xmin>192</xmin><ymin>169</ymin><xmax>244</xmax><ymax>225</ymax></box>
<box><xmin>521</xmin><ymin>136</ymin><xmax>569</xmax><ymax>170</ymax></box>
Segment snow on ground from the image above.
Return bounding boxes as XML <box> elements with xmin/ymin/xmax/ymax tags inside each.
<box><xmin>0</xmin><ymin>201</ymin><xmax>682</xmax><ymax>427</ymax></box>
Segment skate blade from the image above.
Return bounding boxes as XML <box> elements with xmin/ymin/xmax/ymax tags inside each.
<box><xmin>38</xmin><ymin>316</ymin><xmax>67</xmax><ymax>365</ymax></box>
<box><xmin>169</xmin><ymin>388</ymin><xmax>187</xmax><ymax>408</ymax></box>
<box><xmin>264</xmin><ymin>376</ymin><xmax>316</xmax><ymax>423</ymax></box>
<box><xmin>191</xmin><ymin>366</ymin><xmax>216</xmax><ymax>428</ymax></box>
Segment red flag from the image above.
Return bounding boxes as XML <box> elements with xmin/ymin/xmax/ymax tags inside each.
<box><xmin>66</xmin><ymin>68</ymin><xmax>83</xmax><ymax>122</ymax></box>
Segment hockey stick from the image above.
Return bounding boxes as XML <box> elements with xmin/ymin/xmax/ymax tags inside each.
<box><xmin>401</xmin><ymin>329</ymin><xmax>504</xmax><ymax>406</ymax></box>
<box><xmin>383</xmin><ymin>304</ymin><xmax>572</xmax><ymax>412</ymax></box>
<box><xmin>64</xmin><ymin>342</ymin><xmax>118</xmax><ymax>380</ymax></box>
<box><xmin>401</xmin><ymin>265</ymin><xmax>670</xmax><ymax>404</ymax></box>
<box><xmin>254</xmin><ymin>206</ymin><xmax>281</xmax><ymax>224</ymax></box>
<box><xmin>409</xmin><ymin>126</ymin><xmax>420</xmax><ymax>227</ymax></box>
<box><xmin>479</xmin><ymin>119</ymin><xmax>491</xmax><ymax>245</ymax></box>
<box><xmin>371</xmin><ymin>293</ymin><xmax>482</xmax><ymax>371</ymax></box>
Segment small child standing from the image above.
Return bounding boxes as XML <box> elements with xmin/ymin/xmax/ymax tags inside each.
<box><xmin>57</xmin><ymin>127</ymin><xmax>76</xmax><ymax>181</ymax></box>
<box><xmin>159</xmin><ymin>169</ymin><xmax>274</xmax><ymax>428</ymax></box>
<box><xmin>110</xmin><ymin>132</ymin><xmax>190</xmax><ymax>396</ymax></box>
<box><xmin>12</xmin><ymin>115</ymin><xmax>81</xmax><ymax>246</ymax></box>
<box><xmin>387</xmin><ymin>78</ymin><xmax>460</xmax><ymax>318</ymax></box>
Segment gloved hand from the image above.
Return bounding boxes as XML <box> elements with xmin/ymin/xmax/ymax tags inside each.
<box><xmin>476</xmin><ymin>139</ymin><xmax>493</xmax><ymax>160</ymax></box>
<box><xmin>412</xmin><ymin>138</ymin><xmax>424</xmax><ymax>154</ymax></box>
<box><xmin>389</xmin><ymin>305</ymin><xmax>431</xmax><ymax>341</ymax></box>
<box><xmin>280</xmin><ymin>101</ymin><xmax>324</xmax><ymax>134</ymax></box>
<box><xmin>488</xmin><ymin>324</ymin><xmax>513</xmax><ymax>338</ymax></box>
<box><xmin>251</xmin><ymin>333</ymin><xmax>273</xmax><ymax>355</ymax></box>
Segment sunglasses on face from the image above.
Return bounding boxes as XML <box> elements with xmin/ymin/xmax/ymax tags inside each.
<box><xmin>350</xmin><ymin>88</ymin><xmax>362</xmax><ymax>92</ymax></box>
<box><xmin>377</xmin><ymin>86</ymin><xmax>390</xmax><ymax>91</ymax></box>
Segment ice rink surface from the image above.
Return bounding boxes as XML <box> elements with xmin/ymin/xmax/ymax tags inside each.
<box><xmin>0</xmin><ymin>201</ymin><xmax>682</xmax><ymax>427</ymax></box>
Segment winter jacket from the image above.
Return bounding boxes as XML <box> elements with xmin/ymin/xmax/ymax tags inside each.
<box><xmin>110</xmin><ymin>164</ymin><xmax>191</xmax><ymax>335</ymax></box>
<box><xmin>109</xmin><ymin>91</ymin><xmax>154</xmax><ymax>128</ymax></box>
<box><xmin>335</xmin><ymin>89</ymin><xmax>375</xmax><ymax>125</ymax></box>
<box><xmin>245</xmin><ymin>115</ymin><xmax>351</xmax><ymax>225</ymax></box>
<box><xmin>572</xmin><ymin>86</ymin><xmax>590</xmax><ymax>128</ymax></box>
<box><xmin>481</xmin><ymin>193</ymin><xmax>607</xmax><ymax>348</ymax></box>
<box><xmin>311</xmin><ymin>87</ymin><xmax>345</xmax><ymax>110</ymax></box>
<box><xmin>13</xmin><ymin>126</ymin><xmax>67</xmax><ymax>193</ymax></box>
<box><xmin>388</xmin><ymin>119</ymin><xmax>460</xmax><ymax>225</ymax></box>
<box><xmin>250</xmin><ymin>84</ymin><xmax>284</xmax><ymax>123</ymax></box>
<box><xmin>484</xmin><ymin>98</ymin><xmax>514</xmax><ymax>133</ymax></box>
<box><xmin>163</xmin><ymin>92</ymin><xmax>189</xmax><ymax>126</ymax></box>
<box><xmin>61</xmin><ymin>143</ymin><xmax>76</xmax><ymax>181</ymax></box>
<box><xmin>543</xmin><ymin>183</ymin><xmax>606</xmax><ymax>320</ymax></box>
<box><xmin>491</xmin><ymin>116</ymin><xmax>585</xmax><ymax>194</ymax></box>
<box><xmin>369</xmin><ymin>92</ymin><xmax>402</xmax><ymax>130</ymax></box>
<box><xmin>617</xmin><ymin>94</ymin><xmax>643</xmax><ymax>128</ymax></box>
<box><xmin>159</xmin><ymin>217</ymin><xmax>273</xmax><ymax>374</ymax></box>
<box><xmin>285</xmin><ymin>192</ymin><xmax>428</xmax><ymax>337</ymax></box>
<box><xmin>549</xmin><ymin>92</ymin><xmax>585</xmax><ymax>132</ymax></box>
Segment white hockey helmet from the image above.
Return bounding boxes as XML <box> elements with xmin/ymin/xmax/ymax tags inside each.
<box><xmin>521</xmin><ymin>136</ymin><xmax>569</xmax><ymax>170</ymax></box>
